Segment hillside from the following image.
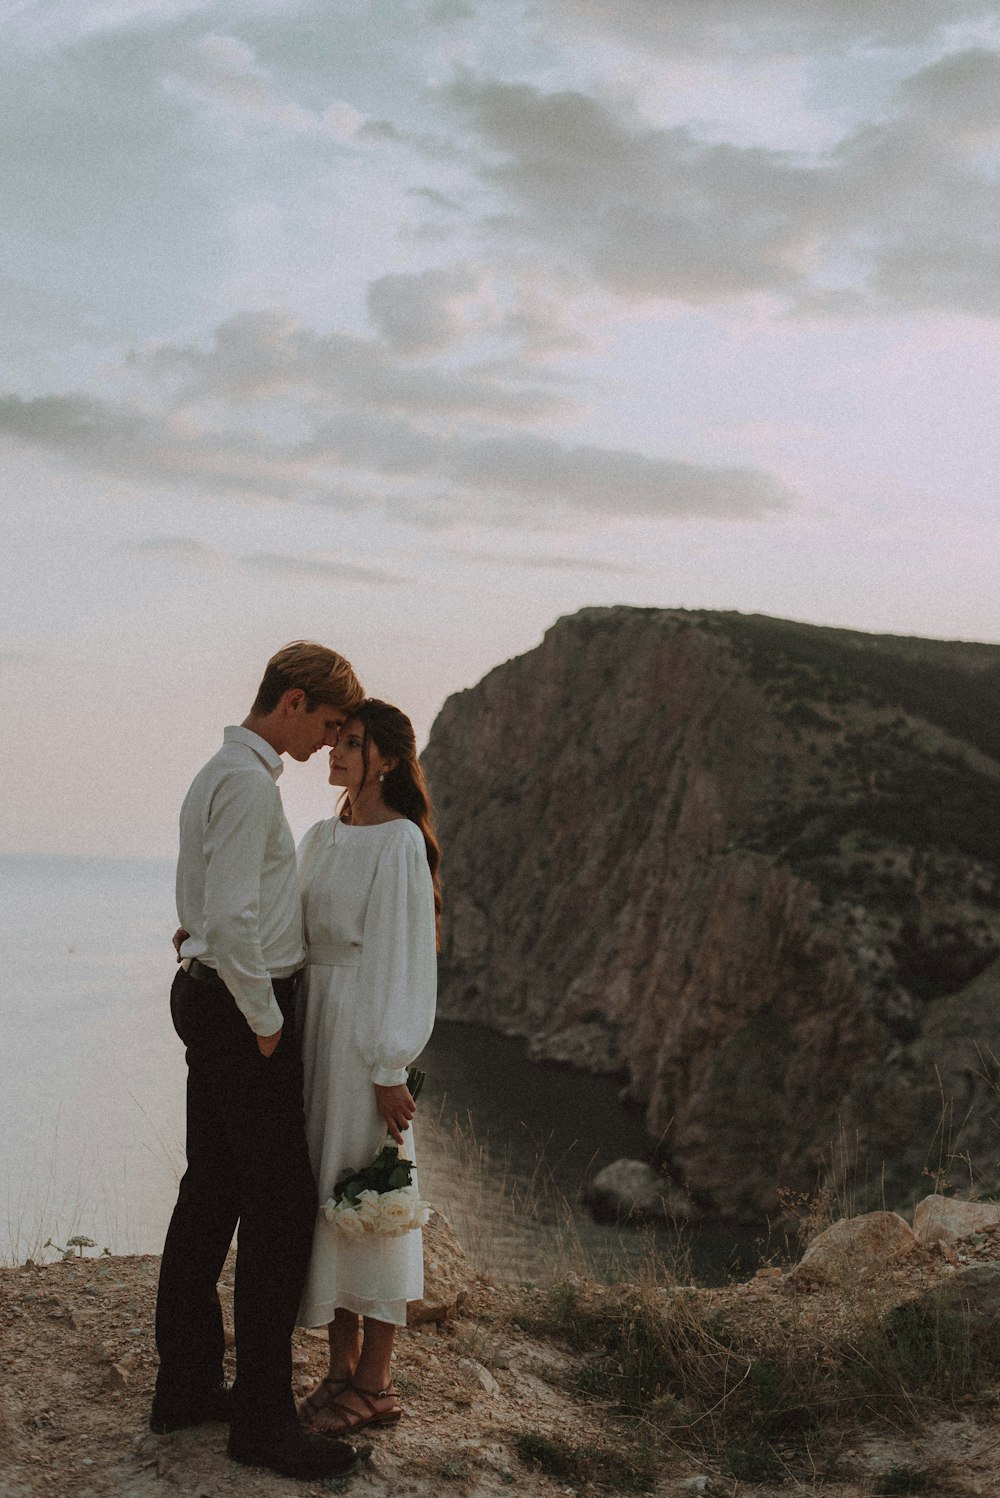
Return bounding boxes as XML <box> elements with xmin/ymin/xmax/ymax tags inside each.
<box><xmin>422</xmin><ymin>607</ymin><xmax>1000</xmax><ymax>1221</ymax></box>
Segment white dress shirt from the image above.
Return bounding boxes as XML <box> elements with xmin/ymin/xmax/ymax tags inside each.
<box><xmin>176</xmin><ymin>725</ymin><xmax>304</xmax><ymax>1037</ymax></box>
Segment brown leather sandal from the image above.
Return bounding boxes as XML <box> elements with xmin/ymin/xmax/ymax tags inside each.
<box><xmin>313</xmin><ymin>1383</ymin><xmax>403</xmax><ymax>1436</ymax></box>
<box><xmin>296</xmin><ymin>1375</ymin><xmax>351</xmax><ymax>1424</ymax></box>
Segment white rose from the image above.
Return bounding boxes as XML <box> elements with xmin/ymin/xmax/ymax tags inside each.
<box><xmin>378</xmin><ymin>1192</ymin><xmax>416</xmax><ymax>1233</ymax></box>
<box><xmin>335</xmin><ymin>1206</ymin><xmax>367</xmax><ymax>1239</ymax></box>
<box><xmin>412</xmin><ymin>1200</ymin><xmax>432</xmax><ymax>1228</ymax></box>
<box><xmin>355</xmin><ymin>1190</ymin><xmax>380</xmax><ymax>1225</ymax></box>
<box><xmin>319</xmin><ymin>1198</ymin><xmax>339</xmax><ymax>1223</ymax></box>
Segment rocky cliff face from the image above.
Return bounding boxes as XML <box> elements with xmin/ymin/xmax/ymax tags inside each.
<box><xmin>422</xmin><ymin>608</ymin><xmax>1000</xmax><ymax>1221</ymax></box>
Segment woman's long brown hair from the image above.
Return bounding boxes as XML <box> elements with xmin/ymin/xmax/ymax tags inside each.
<box><xmin>343</xmin><ymin>698</ymin><xmax>442</xmax><ymax>945</ymax></box>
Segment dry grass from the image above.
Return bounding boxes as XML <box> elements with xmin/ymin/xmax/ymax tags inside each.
<box><xmin>509</xmin><ymin>1248</ymin><xmax>1000</xmax><ymax>1486</ymax></box>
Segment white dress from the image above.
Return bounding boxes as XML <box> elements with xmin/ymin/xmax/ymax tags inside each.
<box><xmin>295</xmin><ymin>814</ymin><xmax>437</xmax><ymax>1328</ymax></box>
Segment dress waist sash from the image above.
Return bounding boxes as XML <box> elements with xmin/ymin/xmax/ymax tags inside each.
<box><xmin>304</xmin><ymin>941</ymin><xmax>362</xmax><ymax>968</ymax></box>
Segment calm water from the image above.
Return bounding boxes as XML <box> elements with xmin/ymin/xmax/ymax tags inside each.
<box><xmin>0</xmin><ymin>854</ymin><xmax>759</xmax><ymax>1281</ymax></box>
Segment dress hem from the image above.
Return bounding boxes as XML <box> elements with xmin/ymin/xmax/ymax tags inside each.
<box><xmin>297</xmin><ymin>1290</ymin><xmax>413</xmax><ymax>1329</ymax></box>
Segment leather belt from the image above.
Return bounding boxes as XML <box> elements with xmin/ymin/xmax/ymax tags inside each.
<box><xmin>186</xmin><ymin>957</ymin><xmax>226</xmax><ymax>982</ymax></box>
<box><xmin>186</xmin><ymin>958</ymin><xmax>302</xmax><ymax>983</ymax></box>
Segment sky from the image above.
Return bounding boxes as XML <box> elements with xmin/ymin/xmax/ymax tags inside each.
<box><xmin>2</xmin><ymin>0</ymin><xmax>999</xmax><ymax>856</ymax></box>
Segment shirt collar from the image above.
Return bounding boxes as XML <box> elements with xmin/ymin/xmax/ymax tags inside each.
<box><xmin>223</xmin><ymin>725</ymin><xmax>284</xmax><ymax>780</ymax></box>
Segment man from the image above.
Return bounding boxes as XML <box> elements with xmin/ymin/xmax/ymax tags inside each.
<box><xmin>151</xmin><ymin>642</ymin><xmax>365</xmax><ymax>1480</ymax></box>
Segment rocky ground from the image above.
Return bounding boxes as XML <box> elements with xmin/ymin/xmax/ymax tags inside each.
<box><xmin>4</xmin><ymin>1200</ymin><xmax>1000</xmax><ymax>1497</ymax></box>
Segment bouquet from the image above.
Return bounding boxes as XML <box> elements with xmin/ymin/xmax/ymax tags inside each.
<box><xmin>321</xmin><ymin>1067</ymin><xmax>432</xmax><ymax>1239</ymax></box>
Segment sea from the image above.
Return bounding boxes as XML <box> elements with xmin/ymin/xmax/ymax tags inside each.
<box><xmin>0</xmin><ymin>854</ymin><xmax>763</xmax><ymax>1282</ymax></box>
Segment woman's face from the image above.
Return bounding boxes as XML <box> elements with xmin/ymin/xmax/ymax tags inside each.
<box><xmin>327</xmin><ymin>718</ymin><xmax>365</xmax><ymax>796</ymax></box>
<box><xmin>327</xmin><ymin>718</ymin><xmax>392</xmax><ymax>798</ymax></box>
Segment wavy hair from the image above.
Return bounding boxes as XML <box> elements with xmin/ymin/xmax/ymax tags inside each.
<box><xmin>342</xmin><ymin>699</ymin><xmax>441</xmax><ymax>944</ymax></box>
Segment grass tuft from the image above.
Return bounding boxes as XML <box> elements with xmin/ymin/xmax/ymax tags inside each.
<box><xmin>515</xmin><ymin>1430</ymin><xmax>657</xmax><ymax>1492</ymax></box>
<box><xmin>873</xmin><ymin>1466</ymin><xmax>931</xmax><ymax>1495</ymax></box>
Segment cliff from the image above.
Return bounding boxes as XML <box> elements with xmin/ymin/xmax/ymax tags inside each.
<box><xmin>422</xmin><ymin>607</ymin><xmax>1000</xmax><ymax>1221</ymax></box>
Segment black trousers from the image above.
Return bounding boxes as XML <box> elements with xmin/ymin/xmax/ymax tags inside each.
<box><xmin>154</xmin><ymin>966</ymin><xmax>317</xmax><ymax>1435</ymax></box>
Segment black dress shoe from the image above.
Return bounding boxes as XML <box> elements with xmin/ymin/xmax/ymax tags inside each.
<box><xmin>149</xmin><ymin>1383</ymin><xmax>233</xmax><ymax>1434</ymax></box>
<box><xmin>227</xmin><ymin>1422</ymin><xmax>359</xmax><ymax>1480</ymax></box>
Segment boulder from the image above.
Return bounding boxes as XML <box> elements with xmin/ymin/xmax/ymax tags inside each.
<box><xmin>585</xmin><ymin>1159</ymin><xmax>693</xmax><ymax>1225</ymax></box>
<box><xmin>898</xmin><ymin>1264</ymin><xmax>1000</xmax><ymax>1340</ymax></box>
<box><xmin>789</xmin><ymin>1211</ymin><xmax>916</xmax><ymax>1284</ymax></box>
<box><xmin>912</xmin><ymin>1194</ymin><xmax>1000</xmax><ymax>1245</ymax></box>
<box><xmin>407</xmin><ymin>1210</ymin><xmax>478</xmax><ymax>1326</ymax></box>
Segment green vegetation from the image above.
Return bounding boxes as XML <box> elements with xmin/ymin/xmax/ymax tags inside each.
<box><xmin>719</xmin><ymin>610</ymin><xmax>1000</xmax><ymax>762</ymax></box>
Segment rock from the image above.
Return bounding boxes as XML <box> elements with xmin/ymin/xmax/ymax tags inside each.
<box><xmin>585</xmin><ymin>1159</ymin><xmax>692</xmax><ymax>1225</ymax></box>
<box><xmin>789</xmin><ymin>1212</ymin><xmax>916</xmax><ymax>1284</ymax></box>
<box><xmin>912</xmin><ymin>1194</ymin><xmax>1000</xmax><ymax>1245</ymax></box>
<box><xmin>899</xmin><ymin>1264</ymin><xmax>1000</xmax><ymax>1340</ymax></box>
<box><xmin>457</xmin><ymin>1357</ymin><xmax>501</xmax><ymax>1397</ymax></box>
<box><xmin>407</xmin><ymin>1211</ymin><xmax>477</xmax><ymax>1326</ymax></box>
<box><xmin>104</xmin><ymin>1362</ymin><xmax>131</xmax><ymax>1392</ymax></box>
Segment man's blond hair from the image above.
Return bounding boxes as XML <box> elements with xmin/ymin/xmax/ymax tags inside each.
<box><xmin>252</xmin><ymin>641</ymin><xmax>364</xmax><ymax>715</ymax></box>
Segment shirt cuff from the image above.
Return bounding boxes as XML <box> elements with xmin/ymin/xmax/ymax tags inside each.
<box><xmin>371</xmin><ymin>1064</ymin><xmax>409</xmax><ymax>1087</ymax></box>
<box><xmin>253</xmin><ymin>1005</ymin><xmax>285</xmax><ymax>1038</ymax></box>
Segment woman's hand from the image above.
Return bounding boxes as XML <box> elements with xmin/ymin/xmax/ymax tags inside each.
<box><xmin>172</xmin><ymin>927</ymin><xmax>190</xmax><ymax>961</ymax></box>
<box><xmin>374</xmin><ymin>1082</ymin><xmax>416</xmax><ymax>1146</ymax></box>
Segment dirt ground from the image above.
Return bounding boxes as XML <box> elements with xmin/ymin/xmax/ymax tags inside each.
<box><xmin>3</xmin><ymin>1238</ymin><xmax>1000</xmax><ymax>1498</ymax></box>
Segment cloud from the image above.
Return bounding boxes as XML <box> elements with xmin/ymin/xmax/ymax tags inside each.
<box><xmin>406</xmin><ymin>186</ymin><xmax>460</xmax><ymax>211</ymax></box>
<box><xmin>244</xmin><ymin>552</ymin><xmax>403</xmax><ymax>584</ymax></box>
<box><xmin>133</xmin><ymin>536</ymin><xmax>403</xmax><ymax>584</ymax></box>
<box><xmin>0</xmin><ymin>309</ymin><xmax>792</xmax><ymax>526</ymax></box>
<box><xmin>444</xmin><ymin>54</ymin><xmax>1000</xmax><ymax>317</ymax></box>
<box><xmin>134</xmin><ymin>537</ymin><xmax>222</xmax><ymax>562</ymax></box>
<box><xmin>368</xmin><ymin>262</ymin><xmax>595</xmax><ymax>360</ymax></box>
<box><xmin>448</xmin><ymin>548</ymin><xmax>640</xmax><ymax>574</ymax></box>
<box><xmin>367</xmin><ymin>265</ymin><xmax>490</xmax><ymax>354</ymax></box>
<box><xmin>535</xmin><ymin>0</ymin><xmax>999</xmax><ymax>55</ymax></box>
<box><xmin>167</xmin><ymin>33</ymin><xmax>379</xmax><ymax>142</ymax></box>
<box><xmin>139</xmin><ymin>309</ymin><xmax>562</xmax><ymax>419</ymax></box>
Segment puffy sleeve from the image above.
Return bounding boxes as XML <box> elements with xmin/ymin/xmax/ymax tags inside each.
<box><xmin>296</xmin><ymin>818</ymin><xmax>328</xmax><ymax>893</ymax></box>
<box><xmin>355</xmin><ymin>825</ymin><xmax>437</xmax><ymax>1087</ymax></box>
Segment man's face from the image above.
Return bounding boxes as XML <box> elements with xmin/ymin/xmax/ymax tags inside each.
<box><xmin>283</xmin><ymin>695</ymin><xmax>348</xmax><ymax>762</ymax></box>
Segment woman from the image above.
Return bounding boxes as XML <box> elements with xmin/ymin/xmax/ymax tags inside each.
<box><xmin>295</xmin><ymin>700</ymin><xmax>440</xmax><ymax>1436</ymax></box>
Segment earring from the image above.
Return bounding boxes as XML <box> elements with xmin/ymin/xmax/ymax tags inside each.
<box><xmin>378</xmin><ymin>772</ymin><xmax>385</xmax><ymax>783</ymax></box>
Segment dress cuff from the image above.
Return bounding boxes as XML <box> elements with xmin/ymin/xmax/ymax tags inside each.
<box><xmin>371</xmin><ymin>1064</ymin><xmax>409</xmax><ymax>1088</ymax></box>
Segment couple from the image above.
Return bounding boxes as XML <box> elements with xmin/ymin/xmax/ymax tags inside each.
<box><xmin>149</xmin><ymin>642</ymin><xmax>439</xmax><ymax>1481</ymax></box>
